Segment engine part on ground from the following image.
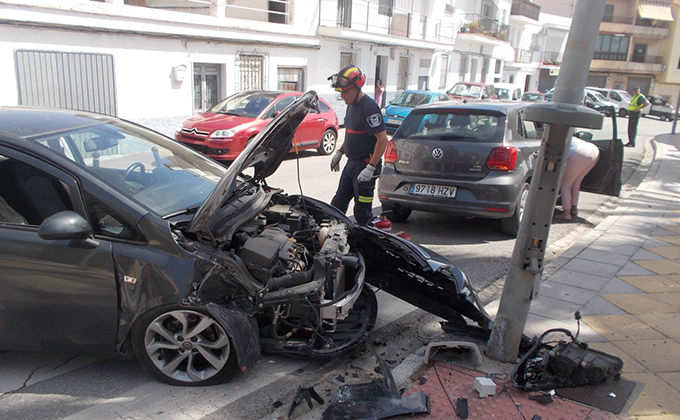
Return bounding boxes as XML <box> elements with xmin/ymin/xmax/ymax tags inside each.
<box><xmin>424</xmin><ymin>341</ymin><xmax>483</xmax><ymax>367</ymax></box>
<box><xmin>288</xmin><ymin>386</ymin><xmax>324</xmax><ymax>418</ymax></box>
<box><xmin>512</xmin><ymin>326</ymin><xmax>623</xmax><ymax>391</ymax></box>
<box><xmin>322</xmin><ymin>348</ymin><xmax>430</xmax><ymax>420</ymax></box>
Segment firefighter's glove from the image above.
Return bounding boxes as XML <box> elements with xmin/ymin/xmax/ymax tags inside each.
<box><xmin>357</xmin><ymin>164</ymin><xmax>376</xmax><ymax>183</ymax></box>
<box><xmin>330</xmin><ymin>151</ymin><xmax>343</xmax><ymax>172</ymax></box>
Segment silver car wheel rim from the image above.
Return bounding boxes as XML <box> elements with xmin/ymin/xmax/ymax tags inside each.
<box><xmin>518</xmin><ymin>185</ymin><xmax>529</xmax><ymax>222</ymax></box>
<box><xmin>144</xmin><ymin>310</ymin><xmax>230</xmax><ymax>383</ymax></box>
<box><xmin>322</xmin><ymin>131</ymin><xmax>336</xmax><ymax>153</ymax></box>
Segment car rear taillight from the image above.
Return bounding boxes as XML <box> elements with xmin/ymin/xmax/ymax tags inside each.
<box><xmin>486</xmin><ymin>146</ymin><xmax>517</xmax><ymax>171</ymax></box>
<box><xmin>385</xmin><ymin>140</ymin><xmax>398</xmax><ymax>164</ymax></box>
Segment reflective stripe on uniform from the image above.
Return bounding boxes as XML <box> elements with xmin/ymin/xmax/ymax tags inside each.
<box><xmin>358</xmin><ymin>195</ymin><xmax>373</xmax><ymax>203</ymax></box>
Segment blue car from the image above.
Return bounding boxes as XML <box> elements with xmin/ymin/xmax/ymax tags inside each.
<box><xmin>383</xmin><ymin>90</ymin><xmax>450</xmax><ymax>132</ymax></box>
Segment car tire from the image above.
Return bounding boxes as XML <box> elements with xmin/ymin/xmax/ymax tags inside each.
<box><xmin>501</xmin><ymin>182</ymin><xmax>529</xmax><ymax>237</ymax></box>
<box><xmin>618</xmin><ymin>108</ymin><xmax>627</xmax><ymax>118</ymax></box>
<box><xmin>382</xmin><ymin>204</ymin><xmax>412</xmax><ymax>222</ymax></box>
<box><xmin>132</xmin><ymin>305</ymin><xmax>238</xmax><ymax>386</ymax></box>
<box><xmin>660</xmin><ymin>114</ymin><xmax>669</xmax><ymax>121</ymax></box>
<box><xmin>317</xmin><ymin>129</ymin><xmax>337</xmax><ymax>155</ymax></box>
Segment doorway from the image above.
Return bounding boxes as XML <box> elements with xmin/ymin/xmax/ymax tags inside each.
<box><xmin>193</xmin><ymin>64</ymin><xmax>221</xmax><ymax>113</ymax></box>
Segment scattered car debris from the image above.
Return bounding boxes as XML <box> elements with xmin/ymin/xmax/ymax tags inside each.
<box><xmin>528</xmin><ymin>393</ymin><xmax>554</xmax><ymax>404</ymax></box>
<box><xmin>288</xmin><ymin>386</ymin><xmax>324</xmax><ymax>418</ymax></box>
<box><xmin>473</xmin><ymin>377</ymin><xmax>496</xmax><ymax>397</ymax></box>
<box><xmin>456</xmin><ymin>397</ymin><xmax>469</xmax><ymax>419</ymax></box>
<box><xmin>513</xmin><ymin>314</ymin><xmax>624</xmax><ymax>391</ymax></box>
<box><xmin>322</xmin><ymin>349</ymin><xmax>430</xmax><ymax>420</ymax></box>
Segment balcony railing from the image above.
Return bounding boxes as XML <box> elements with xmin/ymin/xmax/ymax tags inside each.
<box><xmin>601</xmin><ymin>14</ymin><xmax>670</xmax><ymax>29</ymax></box>
<box><xmin>631</xmin><ymin>54</ymin><xmax>663</xmax><ymax>64</ymax></box>
<box><xmin>319</xmin><ymin>0</ymin><xmax>458</xmax><ymax>44</ymax></box>
<box><xmin>541</xmin><ymin>51</ymin><xmax>563</xmax><ymax>65</ymax></box>
<box><xmin>458</xmin><ymin>14</ymin><xmax>510</xmax><ymax>42</ymax></box>
<box><xmin>514</xmin><ymin>48</ymin><xmax>532</xmax><ymax>63</ymax></box>
<box><xmin>511</xmin><ymin>0</ymin><xmax>540</xmax><ymax>21</ymax></box>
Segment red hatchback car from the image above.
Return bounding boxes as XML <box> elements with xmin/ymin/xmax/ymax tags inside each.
<box><xmin>176</xmin><ymin>91</ymin><xmax>339</xmax><ymax>162</ymax></box>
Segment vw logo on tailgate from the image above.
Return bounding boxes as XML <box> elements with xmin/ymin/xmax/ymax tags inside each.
<box><xmin>432</xmin><ymin>147</ymin><xmax>443</xmax><ymax>159</ymax></box>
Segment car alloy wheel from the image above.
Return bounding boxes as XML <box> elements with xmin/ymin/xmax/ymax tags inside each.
<box><xmin>318</xmin><ymin>129</ymin><xmax>337</xmax><ymax>155</ymax></box>
<box><xmin>618</xmin><ymin>108</ymin><xmax>627</xmax><ymax>118</ymax></box>
<box><xmin>133</xmin><ymin>307</ymin><xmax>236</xmax><ymax>386</ymax></box>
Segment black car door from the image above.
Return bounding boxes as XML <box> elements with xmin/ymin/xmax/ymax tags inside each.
<box><xmin>577</xmin><ymin>112</ymin><xmax>624</xmax><ymax>197</ymax></box>
<box><xmin>0</xmin><ymin>149</ymin><xmax>119</xmax><ymax>354</ymax></box>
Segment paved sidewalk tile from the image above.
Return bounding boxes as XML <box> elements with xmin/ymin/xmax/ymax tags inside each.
<box><xmin>602</xmin><ymin>294</ymin><xmax>678</xmax><ymax>314</ymax></box>
<box><xmin>537</xmin><ymin>282</ymin><xmax>598</xmax><ymax>305</ymax></box>
<box><xmin>635</xmin><ymin>259</ymin><xmax>680</xmax><ymax>275</ymax></box>
<box><xmin>646</xmin><ymin>246</ymin><xmax>680</xmax><ymax>259</ymax></box>
<box><xmin>583</xmin><ymin>315</ymin><xmax>665</xmax><ymax>341</ymax></box>
<box><xmin>614</xmin><ymin>339</ymin><xmax>680</xmax><ymax>373</ymax></box>
<box><xmin>580</xmin><ymin>295</ymin><xmax>628</xmax><ymax>316</ymax></box>
<box><xmin>562</xmin><ymin>258</ymin><xmax>622</xmax><ymax>278</ymax></box>
<box><xmin>618</xmin><ymin>275</ymin><xmax>680</xmax><ymax>293</ymax></box>
<box><xmin>547</xmin><ymin>269</ymin><xmax>612</xmax><ymax>291</ymax></box>
<box><xmin>600</xmin><ymin>278</ymin><xmax>644</xmax><ymax>294</ymax></box>
<box><xmin>625</xmin><ymin>372</ymin><xmax>680</xmax><ymax>417</ymax></box>
<box><xmin>635</xmin><ymin>313</ymin><xmax>680</xmax><ymax>339</ymax></box>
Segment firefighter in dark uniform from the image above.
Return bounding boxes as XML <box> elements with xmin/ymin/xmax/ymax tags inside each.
<box><xmin>328</xmin><ymin>65</ymin><xmax>389</xmax><ymax>225</ymax></box>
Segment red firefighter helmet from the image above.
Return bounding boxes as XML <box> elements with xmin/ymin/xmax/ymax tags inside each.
<box><xmin>328</xmin><ymin>65</ymin><xmax>366</xmax><ymax>92</ymax></box>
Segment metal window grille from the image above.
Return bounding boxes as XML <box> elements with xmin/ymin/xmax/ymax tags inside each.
<box><xmin>15</xmin><ymin>50</ymin><xmax>117</xmax><ymax>116</ymax></box>
<box><xmin>459</xmin><ymin>55</ymin><xmax>468</xmax><ymax>81</ymax></box>
<box><xmin>278</xmin><ymin>67</ymin><xmax>304</xmax><ymax>91</ymax></box>
<box><xmin>439</xmin><ymin>54</ymin><xmax>449</xmax><ymax>89</ymax></box>
<box><xmin>379</xmin><ymin>0</ymin><xmax>394</xmax><ymax>16</ymax></box>
<box><xmin>238</xmin><ymin>54</ymin><xmax>266</xmax><ymax>90</ymax></box>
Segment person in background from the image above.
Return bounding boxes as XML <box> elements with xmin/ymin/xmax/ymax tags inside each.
<box><xmin>625</xmin><ymin>87</ymin><xmax>649</xmax><ymax>148</ymax></box>
<box><xmin>328</xmin><ymin>66</ymin><xmax>388</xmax><ymax>225</ymax></box>
<box><xmin>374</xmin><ymin>78</ymin><xmax>385</xmax><ymax>108</ymax></box>
<box><xmin>554</xmin><ymin>136</ymin><xmax>601</xmax><ymax>221</ymax></box>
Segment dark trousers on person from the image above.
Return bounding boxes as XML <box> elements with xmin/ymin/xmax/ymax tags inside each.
<box><xmin>331</xmin><ymin>158</ymin><xmax>381</xmax><ymax>225</ymax></box>
<box><xmin>628</xmin><ymin>110</ymin><xmax>640</xmax><ymax>147</ymax></box>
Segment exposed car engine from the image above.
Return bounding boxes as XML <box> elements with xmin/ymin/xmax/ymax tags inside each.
<box><xmin>179</xmin><ymin>190</ymin><xmax>375</xmax><ymax>360</ymax></box>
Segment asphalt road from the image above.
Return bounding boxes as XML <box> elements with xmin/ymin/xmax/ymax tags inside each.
<box><xmin>0</xmin><ymin>116</ymin><xmax>670</xmax><ymax>420</ymax></box>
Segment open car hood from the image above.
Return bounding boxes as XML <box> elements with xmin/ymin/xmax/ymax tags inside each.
<box><xmin>187</xmin><ymin>91</ymin><xmax>316</xmax><ymax>234</ymax></box>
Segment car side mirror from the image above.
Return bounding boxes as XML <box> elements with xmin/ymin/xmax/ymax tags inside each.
<box><xmin>38</xmin><ymin>210</ymin><xmax>92</xmax><ymax>241</ymax></box>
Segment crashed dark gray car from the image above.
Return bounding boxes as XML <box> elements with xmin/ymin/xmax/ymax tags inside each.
<box><xmin>0</xmin><ymin>92</ymin><xmax>490</xmax><ymax>386</ymax></box>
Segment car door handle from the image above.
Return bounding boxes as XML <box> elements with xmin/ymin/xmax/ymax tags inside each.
<box><xmin>317</xmin><ymin>118</ymin><xmax>325</xmax><ymax>122</ymax></box>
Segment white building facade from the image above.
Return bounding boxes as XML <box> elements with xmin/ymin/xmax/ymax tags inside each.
<box><xmin>0</xmin><ymin>0</ymin><xmax>565</xmax><ymax>132</ymax></box>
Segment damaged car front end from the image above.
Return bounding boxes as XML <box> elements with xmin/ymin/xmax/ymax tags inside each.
<box><xmin>0</xmin><ymin>92</ymin><xmax>490</xmax><ymax>387</ymax></box>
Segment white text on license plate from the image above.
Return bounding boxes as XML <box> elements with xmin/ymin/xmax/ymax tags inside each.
<box><xmin>409</xmin><ymin>184</ymin><xmax>457</xmax><ymax>199</ymax></box>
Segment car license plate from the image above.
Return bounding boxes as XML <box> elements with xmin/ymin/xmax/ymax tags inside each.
<box><xmin>386</xmin><ymin>118</ymin><xmax>402</xmax><ymax>125</ymax></box>
<box><xmin>409</xmin><ymin>184</ymin><xmax>457</xmax><ymax>199</ymax></box>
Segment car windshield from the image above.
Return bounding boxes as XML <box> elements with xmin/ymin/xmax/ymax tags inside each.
<box><xmin>397</xmin><ymin>110</ymin><xmax>504</xmax><ymax>142</ymax></box>
<box><xmin>208</xmin><ymin>92</ymin><xmax>278</xmax><ymax>118</ymax></box>
<box><xmin>31</xmin><ymin>120</ymin><xmax>226</xmax><ymax>217</ymax></box>
<box><xmin>619</xmin><ymin>91</ymin><xmax>633</xmax><ymax>101</ymax></box>
<box><xmin>522</xmin><ymin>93</ymin><xmax>543</xmax><ymax>101</ymax></box>
<box><xmin>448</xmin><ymin>84</ymin><xmax>482</xmax><ymax>98</ymax></box>
<box><xmin>496</xmin><ymin>88</ymin><xmax>513</xmax><ymax>100</ymax></box>
<box><xmin>391</xmin><ymin>92</ymin><xmax>431</xmax><ymax>107</ymax></box>
<box><xmin>591</xmin><ymin>91</ymin><xmax>607</xmax><ymax>102</ymax></box>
